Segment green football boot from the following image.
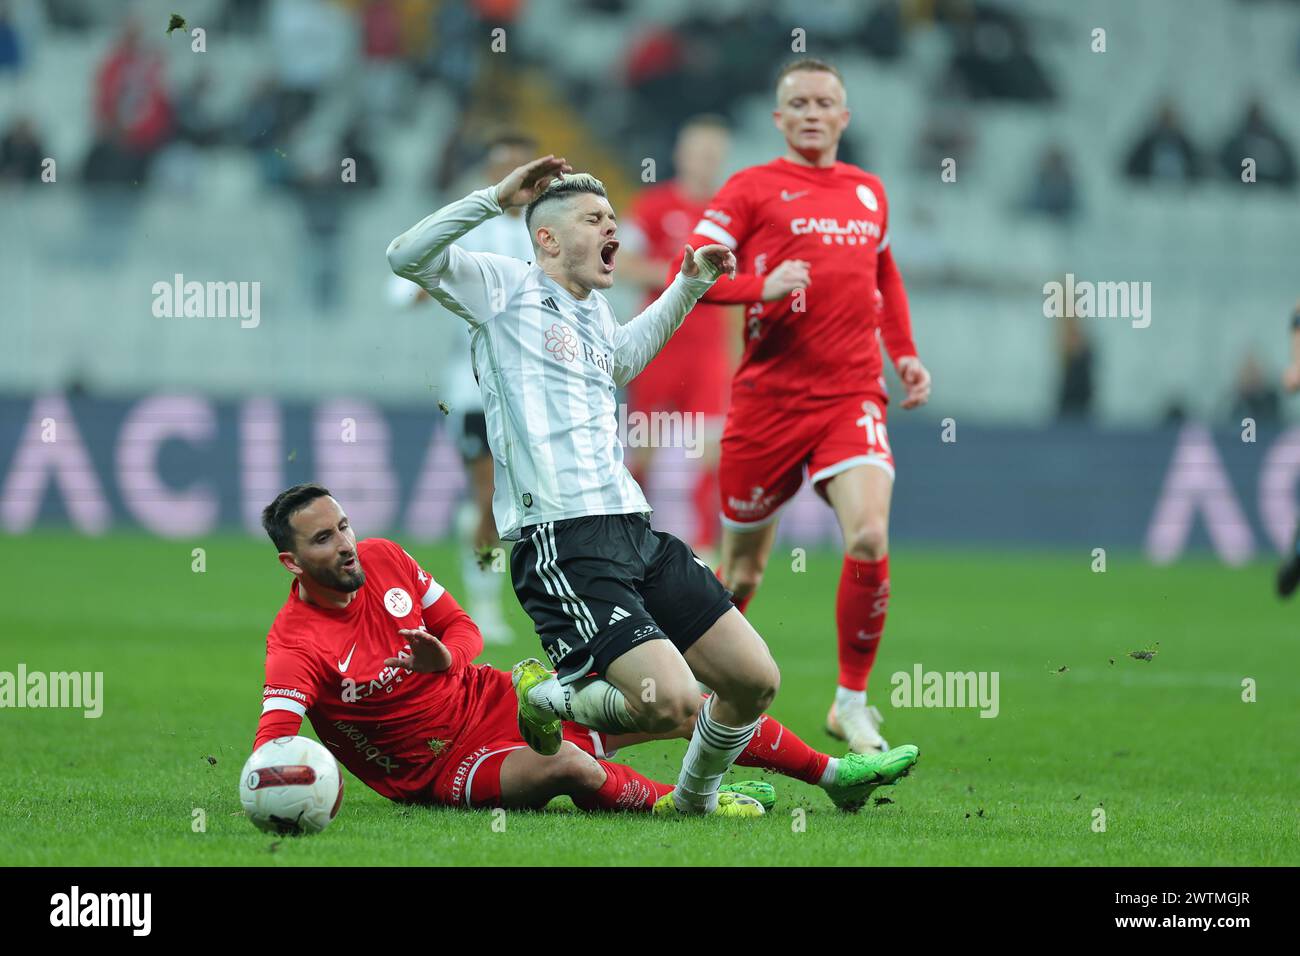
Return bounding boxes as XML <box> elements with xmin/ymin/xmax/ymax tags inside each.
<box><xmin>510</xmin><ymin>658</ymin><xmax>563</xmax><ymax>756</ymax></box>
<box><xmin>720</xmin><ymin>780</ymin><xmax>776</xmax><ymax>812</ymax></box>
<box><xmin>652</xmin><ymin>789</ymin><xmax>766</xmax><ymax>818</ymax></box>
<box><xmin>823</xmin><ymin>744</ymin><xmax>920</xmax><ymax>812</ymax></box>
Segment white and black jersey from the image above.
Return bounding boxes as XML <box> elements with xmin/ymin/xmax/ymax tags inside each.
<box><xmin>387</xmin><ymin>187</ymin><xmax>716</xmax><ymax>541</ymax></box>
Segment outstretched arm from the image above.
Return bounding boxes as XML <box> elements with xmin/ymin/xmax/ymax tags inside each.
<box><xmin>253</xmin><ymin>709</ymin><xmax>303</xmax><ymax>751</ymax></box>
<box><xmin>386</xmin><ymin>187</ymin><xmax>505</xmax><ymax>296</ymax></box>
<box><xmin>253</xmin><ymin>645</ymin><xmax>317</xmax><ymax>751</ymax></box>
<box><xmin>675</xmin><ymin>172</ymin><xmax>798</xmax><ymax>305</ymax></box>
<box><xmin>612</xmin><ymin>244</ymin><xmax>736</xmax><ymax>386</ymax></box>
<box><xmin>386</xmin><ymin>155</ymin><xmax>571</xmax><ymax>323</ymax></box>
<box><xmin>386</xmin><ymin>591</ymin><xmax>485</xmax><ymax>675</ymax></box>
<box><xmin>668</xmin><ymin>244</ymin><xmax>809</xmax><ymax>305</ymax></box>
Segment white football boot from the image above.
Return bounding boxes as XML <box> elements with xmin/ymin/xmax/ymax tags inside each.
<box><xmin>826</xmin><ymin>696</ymin><xmax>889</xmax><ymax>754</ymax></box>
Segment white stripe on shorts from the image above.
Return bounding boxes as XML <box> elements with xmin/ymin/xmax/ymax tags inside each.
<box><xmin>544</xmin><ymin>522</ymin><xmax>600</xmax><ymax>638</ymax></box>
<box><xmin>531</xmin><ymin>522</ymin><xmax>598</xmax><ymax>640</ymax></box>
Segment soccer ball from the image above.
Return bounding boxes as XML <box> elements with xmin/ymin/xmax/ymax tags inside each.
<box><xmin>239</xmin><ymin>735</ymin><xmax>344</xmax><ymax>835</ymax></box>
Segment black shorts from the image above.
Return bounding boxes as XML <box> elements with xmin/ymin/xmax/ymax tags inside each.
<box><xmin>509</xmin><ymin>513</ymin><xmax>735</xmax><ymax>685</ymax></box>
<box><xmin>456</xmin><ymin>411</ymin><xmax>489</xmax><ymax>462</ymax></box>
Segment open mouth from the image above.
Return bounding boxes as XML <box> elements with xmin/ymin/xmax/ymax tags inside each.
<box><xmin>599</xmin><ymin>239</ymin><xmax>619</xmax><ymax>273</ymax></box>
<box><xmin>341</xmin><ymin>556</ymin><xmax>358</xmax><ymax>572</ymax></box>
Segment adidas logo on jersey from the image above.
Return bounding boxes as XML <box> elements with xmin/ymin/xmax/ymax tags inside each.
<box><xmin>608</xmin><ymin>606</ymin><xmax>630</xmax><ymax>626</ymax></box>
<box><xmin>540</xmin><ymin>296</ymin><xmax>560</xmax><ymax>312</ymax></box>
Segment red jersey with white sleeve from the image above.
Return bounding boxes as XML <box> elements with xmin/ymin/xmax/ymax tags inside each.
<box><xmin>625</xmin><ymin>181</ymin><xmax>732</xmax><ymax>415</ymax></box>
<box><xmin>685</xmin><ymin>158</ymin><xmax>917</xmax><ymax>404</ymax></box>
<box><xmin>253</xmin><ymin>537</ymin><xmax>491</xmax><ymax>802</ymax></box>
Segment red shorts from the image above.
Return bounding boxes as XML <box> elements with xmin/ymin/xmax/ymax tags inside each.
<box><xmin>427</xmin><ymin>667</ymin><xmax>613</xmax><ymax>809</ymax></box>
<box><xmin>719</xmin><ymin>389</ymin><xmax>895</xmax><ymax>530</ymax></box>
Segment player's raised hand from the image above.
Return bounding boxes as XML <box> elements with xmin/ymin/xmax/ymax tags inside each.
<box><xmin>389</xmin><ymin>627</ymin><xmax>454</xmax><ymax>673</ymax></box>
<box><xmin>761</xmin><ymin>259</ymin><xmax>811</xmax><ymax>302</ymax></box>
<box><xmin>897</xmin><ymin>356</ymin><xmax>932</xmax><ymax>409</ymax></box>
<box><xmin>495</xmin><ymin>155</ymin><xmax>573</xmax><ymax>209</ymax></box>
<box><xmin>680</xmin><ymin>244</ymin><xmax>736</xmax><ymax>281</ymax></box>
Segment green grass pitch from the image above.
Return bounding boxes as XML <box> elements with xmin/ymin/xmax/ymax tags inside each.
<box><xmin>1</xmin><ymin>532</ymin><xmax>1296</xmax><ymax>866</ymax></box>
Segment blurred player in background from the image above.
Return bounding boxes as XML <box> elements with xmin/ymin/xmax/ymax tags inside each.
<box><xmin>388</xmin><ymin>131</ymin><xmax>538</xmax><ymax>643</ymax></box>
<box><xmin>1274</xmin><ymin>298</ymin><xmax>1300</xmax><ymax>597</ymax></box>
<box><xmin>617</xmin><ymin>116</ymin><xmax>739</xmax><ymax>559</ymax></box>
<box><xmin>681</xmin><ymin>59</ymin><xmax>932</xmax><ymax>754</ymax></box>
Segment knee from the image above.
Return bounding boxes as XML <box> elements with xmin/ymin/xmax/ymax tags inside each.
<box><xmin>712</xmin><ymin>656</ymin><xmax>780</xmax><ymax>713</ymax></box>
<box><xmin>844</xmin><ymin>518</ymin><xmax>888</xmax><ymax>561</ymax></box>
<box><xmin>636</xmin><ymin>686</ymin><xmax>701</xmax><ymax>735</ymax></box>
<box><xmin>548</xmin><ymin>743</ymin><xmax>606</xmax><ymax>791</ymax></box>
<box><xmin>748</xmin><ymin>658</ymin><xmax>780</xmax><ymax>712</ymax></box>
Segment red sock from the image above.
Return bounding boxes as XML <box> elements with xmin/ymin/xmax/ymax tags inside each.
<box><xmin>715</xmin><ymin>566</ymin><xmax>753</xmax><ymax>614</ymax></box>
<box><xmin>691</xmin><ymin>466</ymin><xmax>719</xmax><ymax>552</ymax></box>
<box><xmin>733</xmin><ymin>714</ymin><xmax>831</xmax><ymax>784</ymax></box>
<box><xmin>572</xmin><ymin>760</ymin><xmax>673</xmax><ymax>813</ymax></box>
<box><xmin>837</xmin><ymin>555</ymin><xmax>889</xmax><ymax>692</ymax></box>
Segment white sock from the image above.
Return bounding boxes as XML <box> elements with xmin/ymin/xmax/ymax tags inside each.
<box><xmin>818</xmin><ymin>757</ymin><xmax>840</xmax><ymax>788</ymax></box>
<box><xmin>566</xmin><ymin>678</ymin><xmax>639</xmax><ymax>733</ymax></box>
<box><xmin>528</xmin><ymin>677</ymin><xmax>637</xmax><ymax>733</ymax></box>
<box><xmin>674</xmin><ymin>695</ymin><xmax>760</xmax><ymax>813</ymax></box>
<box><xmin>836</xmin><ymin>685</ymin><xmax>865</xmax><ymax>712</ymax></box>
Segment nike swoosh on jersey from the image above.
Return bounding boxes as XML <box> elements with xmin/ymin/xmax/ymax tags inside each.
<box><xmin>338</xmin><ymin>643</ymin><xmax>357</xmax><ymax>672</ymax></box>
<box><xmin>780</xmin><ymin>190</ymin><xmax>809</xmax><ymax>201</ymax></box>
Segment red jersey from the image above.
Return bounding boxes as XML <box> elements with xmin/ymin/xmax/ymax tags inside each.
<box><xmin>628</xmin><ymin>180</ymin><xmax>732</xmax><ymax>375</ymax></box>
<box><xmin>685</xmin><ymin>158</ymin><xmax>917</xmax><ymax>403</ymax></box>
<box><xmin>255</xmin><ymin>537</ymin><xmax>488</xmax><ymax>802</ymax></box>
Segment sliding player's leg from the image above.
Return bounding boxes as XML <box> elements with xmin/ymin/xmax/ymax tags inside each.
<box><xmin>603</xmin><ymin>705</ymin><xmax>919</xmax><ymax>812</ymax></box>
<box><xmin>815</xmin><ymin>396</ymin><xmax>897</xmax><ymax>754</ymax></box>
<box><xmin>474</xmin><ymin>723</ymin><xmax>775</xmax><ymax>813</ymax></box>
<box><xmin>428</xmin><ymin>667</ymin><xmax>677</xmax><ymax>813</ymax></box>
<box><xmin>494</xmin><ymin>742</ymin><xmax>672</xmax><ymax>811</ymax></box>
<box><xmin>733</xmin><ymin>711</ymin><xmax>918</xmax><ymax>812</ymax></box>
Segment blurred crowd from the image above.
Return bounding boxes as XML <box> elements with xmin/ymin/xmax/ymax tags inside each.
<box><xmin>0</xmin><ymin>0</ymin><xmax>511</xmax><ymax>190</ymax></box>
<box><xmin>1</xmin><ymin>0</ymin><xmax>1296</xmax><ymax>413</ymax></box>
<box><xmin>1</xmin><ymin>0</ymin><xmax>1295</xmax><ymax>199</ymax></box>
